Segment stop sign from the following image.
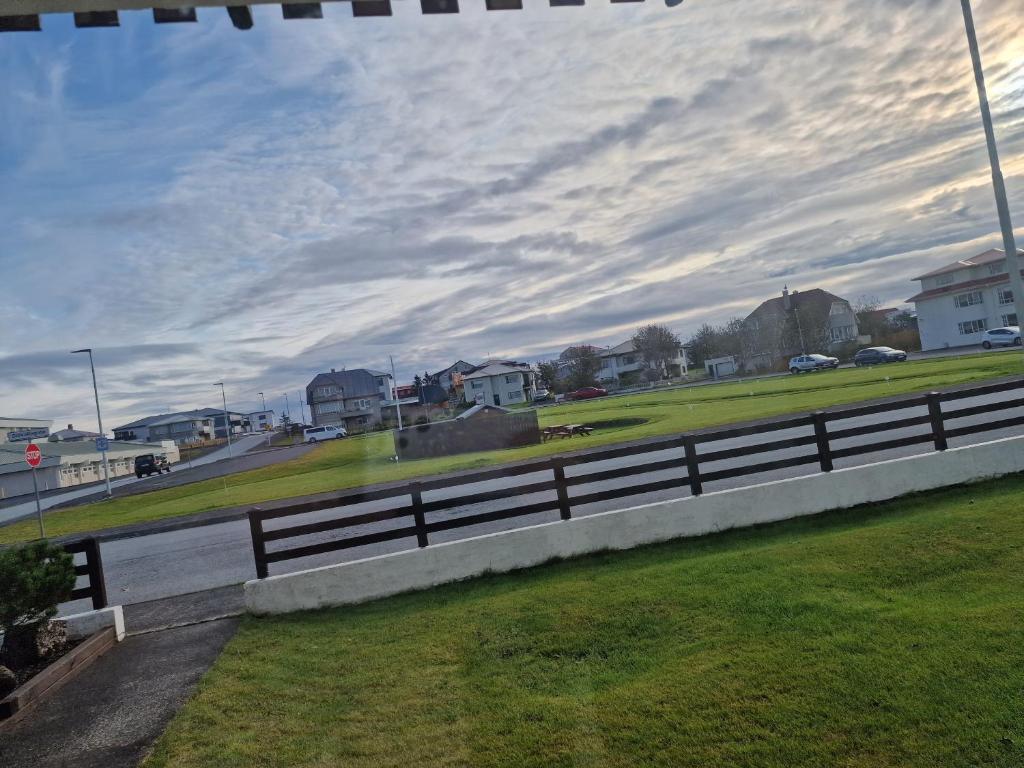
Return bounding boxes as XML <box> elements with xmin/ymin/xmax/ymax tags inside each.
<box><xmin>25</xmin><ymin>443</ymin><xmax>42</xmax><ymax>468</ymax></box>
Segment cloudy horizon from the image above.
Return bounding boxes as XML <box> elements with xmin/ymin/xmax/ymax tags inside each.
<box><xmin>1</xmin><ymin>0</ymin><xmax>1022</xmax><ymax>429</ymax></box>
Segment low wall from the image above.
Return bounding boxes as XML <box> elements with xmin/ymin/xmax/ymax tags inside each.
<box><xmin>245</xmin><ymin>434</ymin><xmax>1024</xmax><ymax>615</ymax></box>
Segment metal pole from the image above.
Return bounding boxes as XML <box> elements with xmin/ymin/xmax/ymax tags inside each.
<box><xmin>296</xmin><ymin>391</ymin><xmax>307</xmax><ymax>425</ymax></box>
<box><xmin>72</xmin><ymin>348</ymin><xmax>112</xmax><ymax>497</ymax></box>
<box><xmin>259</xmin><ymin>391</ymin><xmax>270</xmax><ymax>445</ymax></box>
<box><xmin>390</xmin><ymin>355</ymin><xmax>403</xmax><ymax>431</ymax></box>
<box><xmin>31</xmin><ymin>466</ymin><xmax>45</xmax><ymax>539</ymax></box>
<box><xmin>214</xmin><ymin>382</ymin><xmax>233</xmax><ymax>458</ymax></box>
<box><xmin>961</xmin><ymin>0</ymin><xmax>1023</xmax><ymax>332</ymax></box>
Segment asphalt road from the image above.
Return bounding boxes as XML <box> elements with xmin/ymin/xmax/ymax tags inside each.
<box><xmin>0</xmin><ymin>433</ymin><xmax>288</xmax><ymax>525</ymax></box>
<box><xmin>55</xmin><ymin>382</ymin><xmax>1024</xmax><ymax>614</ymax></box>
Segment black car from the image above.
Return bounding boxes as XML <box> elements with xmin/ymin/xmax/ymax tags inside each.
<box><xmin>853</xmin><ymin>346</ymin><xmax>908</xmax><ymax>366</ymax></box>
<box><xmin>134</xmin><ymin>453</ymin><xmax>170</xmax><ymax>478</ymax></box>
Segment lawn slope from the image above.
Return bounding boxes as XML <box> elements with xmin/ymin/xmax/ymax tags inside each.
<box><xmin>146</xmin><ymin>474</ymin><xmax>1024</xmax><ymax>768</ymax></box>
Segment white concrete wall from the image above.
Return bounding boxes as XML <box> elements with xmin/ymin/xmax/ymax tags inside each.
<box><xmin>55</xmin><ymin>606</ymin><xmax>125</xmax><ymax>642</ymax></box>
<box><xmin>245</xmin><ymin>434</ymin><xmax>1024</xmax><ymax>615</ymax></box>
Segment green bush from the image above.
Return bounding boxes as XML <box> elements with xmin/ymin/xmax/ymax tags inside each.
<box><xmin>0</xmin><ymin>541</ymin><xmax>75</xmax><ymax>659</ymax></box>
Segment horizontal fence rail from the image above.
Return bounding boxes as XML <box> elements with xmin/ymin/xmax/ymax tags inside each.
<box><xmin>248</xmin><ymin>376</ymin><xmax>1024</xmax><ymax>578</ymax></box>
<box><xmin>64</xmin><ymin>537</ymin><xmax>108</xmax><ymax>610</ymax></box>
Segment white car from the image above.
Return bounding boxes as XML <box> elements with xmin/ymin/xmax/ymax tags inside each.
<box><xmin>788</xmin><ymin>354</ymin><xmax>840</xmax><ymax>374</ymax></box>
<box><xmin>981</xmin><ymin>326</ymin><xmax>1021</xmax><ymax>349</ymax></box>
<box><xmin>303</xmin><ymin>425</ymin><xmax>347</xmax><ymax>443</ymax></box>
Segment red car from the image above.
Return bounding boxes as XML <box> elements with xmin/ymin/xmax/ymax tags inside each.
<box><xmin>566</xmin><ymin>386</ymin><xmax>608</xmax><ymax>401</ymax></box>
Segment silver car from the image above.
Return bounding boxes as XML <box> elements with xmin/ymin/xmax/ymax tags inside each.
<box><xmin>789</xmin><ymin>354</ymin><xmax>840</xmax><ymax>374</ymax></box>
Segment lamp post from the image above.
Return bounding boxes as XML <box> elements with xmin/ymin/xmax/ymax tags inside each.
<box><xmin>70</xmin><ymin>348</ymin><xmax>112</xmax><ymax>497</ymax></box>
<box><xmin>259</xmin><ymin>391</ymin><xmax>270</xmax><ymax>445</ymax></box>
<box><xmin>960</xmin><ymin>0</ymin><xmax>1023</xmax><ymax>333</ymax></box>
<box><xmin>213</xmin><ymin>382</ymin><xmax>233</xmax><ymax>458</ymax></box>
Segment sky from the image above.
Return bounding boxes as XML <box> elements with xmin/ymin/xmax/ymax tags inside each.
<box><xmin>1</xmin><ymin>0</ymin><xmax>1022</xmax><ymax>430</ymax></box>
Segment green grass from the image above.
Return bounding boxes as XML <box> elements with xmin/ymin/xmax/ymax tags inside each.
<box><xmin>3</xmin><ymin>351</ymin><xmax>1022</xmax><ymax>545</ymax></box>
<box><xmin>145</xmin><ymin>474</ymin><xmax>1024</xmax><ymax>768</ymax></box>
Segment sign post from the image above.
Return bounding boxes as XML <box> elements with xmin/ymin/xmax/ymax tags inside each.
<box><xmin>24</xmin><ymin>443</ymin><xmax>45</xmax><ymax>539</ymax></box>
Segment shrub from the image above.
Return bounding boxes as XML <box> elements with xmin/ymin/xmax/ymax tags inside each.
<box><xmin>0</xmin><ymin>541</ymin><xmax>75</xmax><ymax>668</ymax></box>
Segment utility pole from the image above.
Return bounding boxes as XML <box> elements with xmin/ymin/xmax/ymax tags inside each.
<box><xmin>259</xmin><ymin>391</ymin><xmax>270</xmax><ymax>446</ymax></box>
<box><xmin>296</xmin><ymin>391</ymin><xmax>307</xmax><ymax>425</ymax></box>
<box><xmin>960</xmin><ymin>0</ymin><xmax>1023</xmax><ymax>333</ymax></box>
<box><xmin>390</xmin><ymin>354</ymin><xmax>403</xmax><ymax>431</ymax></box>
<box><xmin>70</xmin><ymin>348</ymin><xmax>112</xmax><ymax>497</ymax></box>
<box><xmin>213</xmin><ymin>382</ymin><xmax>233</xmax><ymax>458</ymax></box>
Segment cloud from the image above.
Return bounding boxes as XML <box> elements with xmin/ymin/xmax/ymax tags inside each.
<box><xmin>2</xmin><ymin>0</ymin><xmax>1023</xmax><ymax>428</ymax></box>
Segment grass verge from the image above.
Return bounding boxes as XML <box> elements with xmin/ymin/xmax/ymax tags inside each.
<box><xmin>145</xmin><ymin>474</ymin><xmax>1024</xmax><ymax>768</ymax></box>
<box><xmin>3</xmin><ymin>350</ymin><xmax>1022</xmax><ymax>544</ymax></box>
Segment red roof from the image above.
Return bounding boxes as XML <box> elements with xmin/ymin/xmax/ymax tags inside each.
<box><xmin>906</xmin><ymin>271</ymin><xmax>1023</xmax><ymax>303</ymax></box>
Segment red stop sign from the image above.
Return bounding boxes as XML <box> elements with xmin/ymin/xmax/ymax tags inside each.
<box><xmin>25</xmin><ymin>443</ymin><xmax>42</xmax><ymax>468</ymax></box>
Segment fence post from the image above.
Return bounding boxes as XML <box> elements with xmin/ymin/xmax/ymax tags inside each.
<box><xmin>927</xmin><ymin>391</ymin><xmax>948</xmax><ymax>451</ymax></box>
<box><xmin>411</xmin><ymin>484</ymin><xmax>429</xmax><ymax>548</ymax></box>
<box><xmin>248</xmin><ymin>507</ymin><xmax>269</xmax><ymax>579</ymax></box>
<box><xmin>812</xmin><ymin>412</ymin><xmax>833</xmax><ymax>473</ymax></box>
<box><xmin>682</xmin><ymin>435</ymin><xmax>702</xmax><ymax>496</ymax></box>
<box><xmin>553</xmin><ymin>460</ymin><xmax>572</xmax><ymax>520</ymax></box>
<box><xmin>84</xmin><ymin>538</ymin><xmax>108</xmax><ymax>610</ymax></box>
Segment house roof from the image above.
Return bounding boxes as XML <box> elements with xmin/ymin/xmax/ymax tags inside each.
<box><xmin>48</xmin><ymin>425</ymin><xmax>101</xmax><ymax>441</ymax></box>
<box><xmin>114</xmin><ymin>408</ymin><xmax>242</xmax><ymax>432</ymax></box>
<box><xmin>463</xmin><ymin>362</ymin><xmax>532</xmax><ymax>380</ymax></box>
<box><xmin>746</xmin><ymin>288</ymin><xmax>850</xmax><ymax>322</ymax></box>
<box><xmin>912</xmin><ymin>248</ymin><xmax>1023</xmax><ymax>281</ymax></box>
<box><xmin>906</xmin><ymin>271</ymin><xmax>1024</xmax><ymax>303</ymax></box>
<box><xmin>601</xmin><ymin>340</ymin><xmax>635</xmax><ymax>358</ymax></box>
<box><xmin>306</xmin><ymin>368</ymin><xmax>390</xmax><ymax>399</ymax></box>
<box><xmin>433</xmin><ymin>360</ymin><xmax>473</xmax><ymax>379</ymax></box>
<box><xmin>456</xmin><ymin>404</ymin><xmax>511</xmax><ymax>419</ymax></box>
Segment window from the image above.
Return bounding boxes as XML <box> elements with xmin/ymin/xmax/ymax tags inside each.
<box><xmin>989</xmin><ymin>262</ymin><xmax>1005</xmax><ymax>275</ymax></box>
<box><xmin>954</xmin><ymin>291</ymin><xmax>983</xmax><ymax>308</ymax></box>
<box><xmin>506</xmin><ymin>390</ymin><xmax>522</xmax><ymax>401</ymax></box>
<box><xmin>829</xmin><ymin>325</ymin><xmax>854</xmax><ymax>342</ymax></box>
<box><xmin>353</xmin><ymin>399</ymin><xmax>371</xmax><ymax>410</ymax></box>
<box><xmin>623</xmin><ymin>355</ymin><xmax>636</xmax><ymax>365</ymax></box>
<box><xmin>998</xmin><ymin>288</ymin><xmax>1014</xmax><ymax>305</ymax></box>
<box><xmin>317</xmin><ymin>401</ymin><xmax>342</xmax><ymax>415</ymax></box>
<box><xmin>505</xmin><ymin>375</ymin><xmax>517</xmax><ymax>384</ymax></box>
<box><xmin>471</xmin><ymin>381</ymin><xmax>484</xmax><ymax>390</ymax></box>
<box><xmin>958</xmin><ymin>319</ymin><xmax>988</xmax><ymax>335</ymax></box>
<box><xmin>315</xmin><ymin>385</ymin><xmax>339</xmax><ymax>398</ymax></box>
<box><xmin>1001</xmin><ymin>314</ymin><xmax>1018</xmax><ymax>327</ymax></box>
<box><xmin>935</xmin><ymin>273</ymin><xmax>955</xmax><ymax>286</ymax></box>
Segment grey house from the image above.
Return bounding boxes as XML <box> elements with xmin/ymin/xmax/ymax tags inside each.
<box><xmin>306</xmin><ymin>368</ymin><xmax>395</xmax><ymax>432</ymax></box>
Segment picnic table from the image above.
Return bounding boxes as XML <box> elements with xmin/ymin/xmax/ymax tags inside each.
<box><xmin>541</xmin><ymin>424</ymin><xmax>594</xmax><ymax>441</ymax></box>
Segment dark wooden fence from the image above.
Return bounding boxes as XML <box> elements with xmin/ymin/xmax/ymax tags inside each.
<box><xmin>64</xmin><ymin>538</ymin><xmax>108</xmax><ymax>610</ymax></box>
<box><xmin>248</xmin><ymin>377</ymin><xmax>1024</xmax><ymax>578</ymax></box>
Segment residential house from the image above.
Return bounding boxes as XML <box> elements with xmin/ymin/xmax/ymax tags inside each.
<box><xmin>48</xmin><ymin>424</ymin><xmax>101</xmax><ymax>442</ymax></box>
<box><xmin>433</xmin><ymin>361</ymin><xmax>475</xmax><ymax>393</ymax></box>
<box><xmin>113</xmin><ymin>408</ymin><xmax>247</xmax><ymax>444</ymax></box>
<box><xmin>0</xmin><ymin>417</ymin><xmax>53</xmax><ymax>444</ymax></box>
<box><xmin>306</xmin><ymin>368</ymin><xmax>395</xmax><ymax>432</ymax></box>
<box><xmin>907</xmin><ymin>248</ymin><xmax>1024</xmax><ymax>350</ymax></box>
<box><xmin>247</xmin><ymin>410</ymin><xmax>276</xmax><ymax>432</ymax></box>
<box><xmin>597</xmin><ymin>338</ymin><xmax>688</xmax><ymax>385</ymax></box>
<box><xmin>462</xmin><ymin>361</ymin><xmax>536</xmax><ymax>406</ymax></box>
<box><xmin>743</xmin><ymin>287</ymin><xmax>860</xmax><ymax>369</ymax></box>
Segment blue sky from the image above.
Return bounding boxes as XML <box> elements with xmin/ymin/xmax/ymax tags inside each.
<box><xmin>1</xmin><ymin>0</ymin><xmax>1022</xmax><ymax>429</ymax></box>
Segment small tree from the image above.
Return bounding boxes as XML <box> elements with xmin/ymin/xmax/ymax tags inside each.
<box><xmin>535</xmin><ymin>361</ymin><xmax>561</xmax><ymax>392</ymax></box>
<box><xmin>631</xmin><ymin>324</ymin><xmax>682</xmax><ymax>379</ymax></box>
<box><xmin>560</xmin><ymin>345</ymin><xmax>602</xmax><ymax>390</ymax></box>
<box><xmin>0</xmin><ymin>541</ymin><xmax>75</xmax><ymax>669</ymax></box>
<box><xmin>413</xmin><ymin>374</ymin><xmax>423</xmax><ymax>395</ymax></box>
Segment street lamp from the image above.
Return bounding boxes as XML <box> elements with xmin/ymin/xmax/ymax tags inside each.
<box><xmin>70</xmin><ymin>348</ymin><xmax>112</xmax><ymax>497</ymax></box>
<box><xmin>213</xmin><ymin>382</ymin><xmax>233</xmax><ymax>458</ymax></box>
<box><xmin>959</xmin><ymin>0</ymin><xmax>1023</xmax><ymax>334</ymax></box>
<box><xmin>258</xmin><ymin>391</ymin><xmax>270</xmax><ymax>445</ymax></box>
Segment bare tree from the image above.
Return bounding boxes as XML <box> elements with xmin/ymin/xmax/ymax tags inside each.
<box><xmin>631</xmin><ymin>324</ymin><xmax>682</xmax><ymax>378</ymax></box>
<box><xmin>559</xmin><ymin>345</ymin><xmax>602</xmax><ymax>390</ymax></box>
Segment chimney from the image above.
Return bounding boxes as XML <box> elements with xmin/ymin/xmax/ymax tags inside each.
<box><xmin>330</xmin><ymin>368</ymin><xmax>336</xmax><ymax>373</ymax></box>
<box><xmin>67</xmin><ymin>424</ymin><xmax>73</xmax><ymax>430</ymax></box>
<box><xmin>782</xmin><ymin>286</ymin><xmax>791</xmax><ymax>311</ymax></box>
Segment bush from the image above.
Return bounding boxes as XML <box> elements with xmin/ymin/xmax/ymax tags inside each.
<box><xmin>0</xmin><ymin>541</ymin><xmax>75</xmax><ymax>668</ymax></box>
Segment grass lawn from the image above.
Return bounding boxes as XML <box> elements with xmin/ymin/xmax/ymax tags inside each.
<box><xmin>3</xmin><ymin>351</ymin><xmax>1022</xmax><ymax>545</ymax></box>
<box><xmin>145</xmin><ymin>474</ymin><xmax>1024</xmax><ymax>768</ymax></box>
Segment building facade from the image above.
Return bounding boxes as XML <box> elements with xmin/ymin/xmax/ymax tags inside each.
<box><xmin>306</xmin><ymin>368</ymin><xmax>395</xmax><ymax>432</ymax></box>
<box><xmin>597</xmin><ymin>339</ymin><xmax>688</xmax><ymax>385</ymax></box>
<box><xmin>462</xmin><ymin>362</ymin><xmax>536</xmax><ymax>406</ymax></box>
<box><xmin>743</xmin><ymin>287</ymin><xmax>860</xmax><ymax>369</ymax></box>
<box><xmin>433</xmin><ymin>361</ymin><xmax>475</xmax><ymax>393</ymax></box>
<box><xmin>0</xmin><ymin>417</ymin><xmax>53</xmax><ymax>444</ymax></box>
<box><xmin>113</xmin><ymin>408</ymin><xmax>247</xmax><ymax>444</ymax></box>
<box><xmin>908</xmin><ymin>248</ymin><xmax>1023</xmax><ymax>350</ymax></box>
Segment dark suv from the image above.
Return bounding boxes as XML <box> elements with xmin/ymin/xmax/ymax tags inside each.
<box><xmin>853</xmin><ymin>346</ymin><xmax>908</xmax><ymax>366</ymax></box>
<box><xmin>134</xmin><ymin>454</ymin><xmax>170</xmax><ymax>478</ymax></box>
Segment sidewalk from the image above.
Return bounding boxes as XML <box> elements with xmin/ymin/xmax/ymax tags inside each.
<box><xmin>0</xmin><ymin>617</ymin><xmax>238</xmax><ymax>768</ymax></box>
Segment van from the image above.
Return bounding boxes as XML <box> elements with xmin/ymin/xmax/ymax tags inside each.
<box><xmin>302</xmin><ymin>425</ymin><xmax>347</xmax><ymax>443</ymax></box>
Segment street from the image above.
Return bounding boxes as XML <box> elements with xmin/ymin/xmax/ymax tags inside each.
<box><xmin>58</xmin><ymin>383</ymin><xmax>1024</xmax><ymax>614</ymax></box>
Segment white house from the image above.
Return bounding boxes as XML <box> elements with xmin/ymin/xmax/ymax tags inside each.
<box><xmin>597</xmin><ymin>338</ymin><xmax>688</xmax><ymax>384</ymax></box>
<box><xmin>462</xmin><ymin>361</ymin><xmax>536</xmax><ymax>406</ymax></box>
<box><xmin>908</xmin><ymin>248</ymin><xmax>1023</xmax><ymax>350</ymax></box>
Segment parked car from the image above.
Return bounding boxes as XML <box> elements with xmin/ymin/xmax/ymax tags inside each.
<box><xmin>566</xmin><ymin>386</ymin><xmax>608</xmax><ymax>401</ymax></box>
<box><xmin>532</xmin><ymin>388</ymin><xmax>552</xmax><ymax>402</ymax></box>
<box><xmin>853</xmin><ymin>346</ymin><xmax>908</xmax><ymax>366</ymax></box>
<box><xmin>134</xmin><ymin>453</ymin><xmax>170</xmax><ymax>478</ymax></box>
<box><xmin>788</xmin><ymin>354</ymin><xmax>840</xmax><ymax>374</ymax></box>
<box><xmin>303</xmin><ymin>425</ymin><xmax>347</xmax><ymax>443</ymax></box>
<box><xmin>981</xmin><ymin>326</ymin><xmax>1021</xmax><ymax>349</ymax></box>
